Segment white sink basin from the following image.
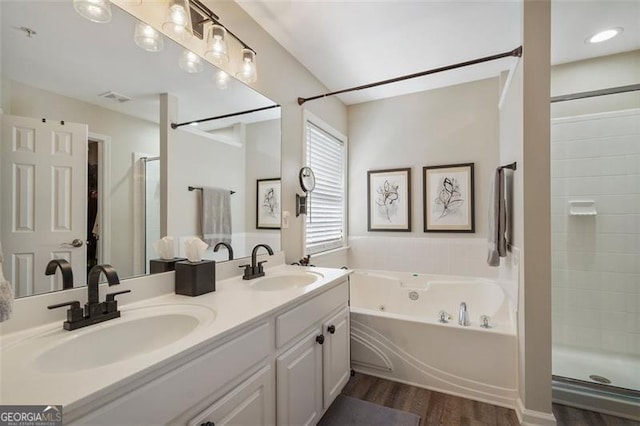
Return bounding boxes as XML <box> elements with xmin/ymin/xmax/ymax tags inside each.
<box><xmin>248</xmin><ymin>271</ymin><xmax>323</xmax><ymax>291</ymax></box>
<box><xmin>8</xmin><ymin>304</ymin><xmax>215</xmax><ymax>374</ymax></box>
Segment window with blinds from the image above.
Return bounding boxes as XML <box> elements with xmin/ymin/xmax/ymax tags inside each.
<box><xmin>305</xmin><ymin>120</ymin><xmax>346</xmax><ymax>255</ymax></box>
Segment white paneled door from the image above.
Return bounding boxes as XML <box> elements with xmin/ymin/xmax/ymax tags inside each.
<box><xmin>1</xmin><ymin>115</ymin><xmax>87</xmax><ymax>297</ymax></box>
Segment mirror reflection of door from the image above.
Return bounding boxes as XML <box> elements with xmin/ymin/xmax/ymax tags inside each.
<box><xmin>1</xmin><ymin>115</ymin><xmax>88</xmax><ymax>296</ymax></box>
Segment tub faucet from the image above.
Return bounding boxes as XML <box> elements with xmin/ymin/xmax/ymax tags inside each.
<box><xmin>458</xmin><ymin>302</ymin><xmax>470</xmax><ymax>326</ymax></box>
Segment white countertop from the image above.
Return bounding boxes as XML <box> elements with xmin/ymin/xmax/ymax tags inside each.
<box><xmin>0</xmin><ymin>263</ymin><xmax>350</xmax><ymax>416</ymax></box>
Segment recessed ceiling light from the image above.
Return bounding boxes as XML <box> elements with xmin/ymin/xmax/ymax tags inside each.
<box><xmin>586</xmin><ymin>27</ymin><xmax>623</xmax><ymax>44</ymax></box>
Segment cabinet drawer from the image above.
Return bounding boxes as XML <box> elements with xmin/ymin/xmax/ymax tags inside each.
<box><xmin>74</xmin><ymin>322</ymin><xmax>271</xmax><ymax>425</ymax></box>
<box><xmin>276</xmin><ymin>281</ymin><xmax>348</xmax><ymax>348</ymax></box>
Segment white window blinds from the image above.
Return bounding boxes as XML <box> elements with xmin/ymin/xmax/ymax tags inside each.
<box><xmin>305</xmin><ymin>121</ymin><xmax>345</xmax><ymax>254</ymax></box>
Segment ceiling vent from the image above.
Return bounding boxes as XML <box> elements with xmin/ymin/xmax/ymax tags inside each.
<box><xmin>98</xmin><ymin>91</ymin><xmax>131</xmax><ymax>103</ymax></box>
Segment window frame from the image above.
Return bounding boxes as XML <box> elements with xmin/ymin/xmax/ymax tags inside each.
<box><xmin>301</xmin><ymin>110</ymin><xmax>348</xmax><ymax>256</ymax></box>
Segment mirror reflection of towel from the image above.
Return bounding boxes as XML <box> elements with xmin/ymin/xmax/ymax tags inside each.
<box><xmin>201</xmin><ymin>187</ymin><xmax>232</xmax><ymax>247</ymax></box>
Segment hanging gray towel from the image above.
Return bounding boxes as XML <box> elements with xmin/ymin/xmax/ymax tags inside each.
<box><xmin>487</xmin><ymin>168</ymin><xmax>507</xmax><ymax>266</ymax></box>
<box><xmin>201</xmin><ymin>187</ymin><xmax>232</xmax><ymax>247</ymax></box>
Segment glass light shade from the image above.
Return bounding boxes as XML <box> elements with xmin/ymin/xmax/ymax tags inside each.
<box><xmin>73</xmin><ymin>0</ymin><xmax>112</xmax><ymax>24</ymax></box>
<box><xmin>162</xmin><ymin>0</ymin><xmax>191</xmax><ymax>40</ymax></box>
<box><xmin>134</xmin><ymin>21</ymin><xmax>164</xmax><ymax>52</ymax></box>
<box><xmin>179</xmin><ymin>49</ymin><xmax>203</xmax><ymax>73</ymax></box>
<box><xmin>205</xmin><ymin>24</ymin><xmax>229</xmax><ymax>64</ymax></box>
<box><xmin>214</xmin><ymin>70</ymin><xmax>229</xmax><ymax>90</ymax></box>
<box><xmin>236</xmin><ymin>48</ymin><xmax>257</xmax><ymax>84</ymax></box>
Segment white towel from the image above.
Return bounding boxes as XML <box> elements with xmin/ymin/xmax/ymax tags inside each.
<box><xmin>0</xmin><ymin>241</ymin><xmax>14</xmax><ymax>322</ymax></box>
<box><xmin>201</xmin><ymin>187</ymin><xmax>232</xmax><ymax>247</ymax></box>
<box><xmin>487</xmin><ymin>168</ymin><xmax>507</xmax><ymax>266</ymax></box>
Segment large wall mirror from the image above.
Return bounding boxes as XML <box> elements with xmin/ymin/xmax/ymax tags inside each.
<box><xmin>0</xmin><ymin>1</ymin><xmax>281</xmax><ymax>298</ymax></box>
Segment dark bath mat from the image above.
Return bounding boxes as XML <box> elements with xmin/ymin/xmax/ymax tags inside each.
<box><xmin>318</xmin><ymin>395</ymin><xmax>421</xmax><ymax>426</ymax></box>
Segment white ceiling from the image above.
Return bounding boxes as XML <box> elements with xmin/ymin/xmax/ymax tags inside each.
<box><xmin>1</xmin><ymin>1</ymin><xmax>278</xmax><ymax>130</ymax></box>
<box><xmin>238</xmin><ymin>0</ymin><xmax>640</xmax><ymax>105</ymax></box>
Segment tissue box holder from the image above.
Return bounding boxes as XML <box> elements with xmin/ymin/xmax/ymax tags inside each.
<box><xmin>175</xmin><ymin>260</ymin><xmax>216</xmax><ymax>296</ymax></box>
<box><xmin>150</xmin><ymin>257</ymin><xmax>187</xmax><ymax>274</ymax></box>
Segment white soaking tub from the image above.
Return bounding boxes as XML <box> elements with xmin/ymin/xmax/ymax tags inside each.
<box><xmin>349</xmin><ymin>270</ymin><xmax>518</xmax><ymax>409</ymax></box>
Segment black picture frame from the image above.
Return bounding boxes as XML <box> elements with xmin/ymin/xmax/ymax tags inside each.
<box><xmin>256</xmin><ymin>178</ymin><xmax>281</xmax><ymax>229</ymax></box>
<box><xmin>367</xmin><ymin>168</ymin><xmax>412</xmax><ymax>232</ymax></box>
<box><xmin>423</xmin><ymin>163</ymin><xmax>475</xmax><ymax>233</ymax></box>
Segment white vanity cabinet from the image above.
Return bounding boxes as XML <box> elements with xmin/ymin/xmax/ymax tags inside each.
<box><xmin>68</xmin><ymin>278</ymin><xmax>350</xmax><ymax>426</ymax></box>
<box><xmin>275</xmin><ymin>282</ymin><xmax>350</xmax><ymax>425</ymax></box>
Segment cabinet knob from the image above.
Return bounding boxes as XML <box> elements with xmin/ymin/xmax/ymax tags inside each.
<box><xmin>201</xmin><ymin>422</ymin><xmax>215</xmax><ymax>426</ymax></box>
<box><xmin>316</xmin><ymin>334</ymin><xmax>325</xmax><ymax>345</ymax></box>
<box><xmin>327</xmin><ymin>325</ymin><xmax>336</xmax><ymax>334</ymax></box>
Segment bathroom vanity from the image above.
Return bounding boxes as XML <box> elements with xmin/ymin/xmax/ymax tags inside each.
<box><xmin>0</xmin><ymin>256</ymin><xmax>351</xmax><ymax>425</ymax></box>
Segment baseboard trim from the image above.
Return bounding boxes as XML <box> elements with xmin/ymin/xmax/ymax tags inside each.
<box><xmin>515</xmin><ymin>398</ymin><xmax>557</xmax><ymax>426</ymax></box>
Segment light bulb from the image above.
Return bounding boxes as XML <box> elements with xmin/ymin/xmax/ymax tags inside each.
<box><xmin>73</xmin><ymin>0</ymin><xmax>112</xmax><ymax>24</ymax></box>
<box><xmin>214</xmin><ymin>70</ymin><xmax>229</xmax><ymax>90</ymax></box>
<box><xmin>205</xmin><ymin>24</ymin><xmax>229</xmax><ymax>64</ymax></box>
<box><xmin>236</xmin><ymin>48</ymin><xmax>257</xmax><ymax>84</ymax></box>
<box><xmin>587</xmin><ymin>28</ymin><xmax>623</xmax><ymax>44</ymax></box>
<box><xmin>134</xmin><ymin>21</ymin><xmax>164</xmax><ymax>52</ymax></box>
<box><xmin>179</xmin><ymin>49</ymin><xmax>203</xmax><ymax>73</ymax></box>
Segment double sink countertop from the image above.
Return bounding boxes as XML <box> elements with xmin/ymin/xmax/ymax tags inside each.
<box><xmin>0</xmin><ymin>260</ymin><xmax>350</xmax><ymax>417</ymax></box>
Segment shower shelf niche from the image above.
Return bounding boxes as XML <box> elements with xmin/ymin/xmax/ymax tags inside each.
<box><xmin>568</xmin><ymin>200</ymin><xmax>597</xmax><ymax>216</ymax></box>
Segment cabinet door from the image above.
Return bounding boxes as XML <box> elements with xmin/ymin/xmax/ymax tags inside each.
<box><xmin>188</xmin><ymin>365</ymin><xmax>275</xmax><ymax>426</ymax></box>
<box><xmin>276</xmin><ymin>330</ymin><xmax>323</xmax><ymax>426</ymax></box>
<box><xmin>323</xmin><ymin>307</ymin><xmax>351</xmax><ymax>409</ymax></box>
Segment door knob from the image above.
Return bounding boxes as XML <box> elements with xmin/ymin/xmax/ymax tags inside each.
<box><xmin>62</xmin><ymin>239</ymin><xmax>84</xmax><ymax>248</ymax></box>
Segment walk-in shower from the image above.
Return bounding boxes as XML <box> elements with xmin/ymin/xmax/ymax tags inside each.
<box><xmin>550</xmin><ymin>84</ymin><xmax>640</xmax><ymax>420</ymax></box>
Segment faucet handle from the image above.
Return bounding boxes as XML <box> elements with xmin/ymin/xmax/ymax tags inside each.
<box><xmin>48</xmin><ymin>300</ymin><xmax>84</xmax><ymax>323</ymax></box>
<box><xmin>437</xmin><ymin>311</ymin><xmax>451</xmax><ymax>323</ymax></box>
<box><xmin>106</xmin><ymin>289</ymin><xmax>131</xmax><ymax>302</ymax></box>
<box><xmin>105</xmin><ymin>290</ymin><xmax>131</xmax><ymax>314</ymax></box>
<box><xmin>480</xmin><ymin>315</ymin><xmax>492</xmax><ymax>329</ymax></box>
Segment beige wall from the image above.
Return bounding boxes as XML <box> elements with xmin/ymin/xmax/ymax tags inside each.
<box><xmin>347</xmin><ymin>78</ymin><xmax>500</xmax><ymax>238</ymax></box>
<box><xmin>1</xmin><ymin>78</ymin><xmax>159</xmax><ymax>279</ymax></box>
<box><xmin>522</xmin><ymin>0</ymin><xmax>552</xmax><ymax>417</ymax></box>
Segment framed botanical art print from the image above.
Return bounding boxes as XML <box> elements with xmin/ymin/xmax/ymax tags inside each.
<box><xmin>256</xmin><ymin>178</ymin><xmax>281</xmax><ymax>229</ymax></box>
<box><xmin>367</xmin><ymin>168</ymin><xmax>411</xmax><ymax>232</ymax></box>
<box><xmin>423</xmin><ymin>163</ymin><xmax>474</xmax><ymax>233</ymax></box>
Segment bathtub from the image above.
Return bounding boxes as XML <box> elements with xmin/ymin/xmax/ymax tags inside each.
<box><xmin>349</xmin><ymin>270</ymin><xmax>518</xmax><ymax>409</ymax></box>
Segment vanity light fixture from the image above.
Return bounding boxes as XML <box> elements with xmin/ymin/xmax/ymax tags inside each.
<box><xmin>236</xmin><ymin>48</ymin><xmax>258</xmax><ymax>84</ymax></box>
<box><xmin>162</xmin><ymin>0</ymin><xmax>192</xmax><ymax>41</ymax></box>
<box><xmin>586</xmin><ymin>27</ymin><xmax>623</xmax><ymax>44</ymax></box>
<box><xmin>205</xmin><ymin>24</ymin><xmax>229</xmax><ymax>64</ymax></box>
<box><xmin>73</xmin><ymin>0</ymin><xmax>112</xmax><ymax>24</ymax></box>
<box><xmin>179</xmin><ymin>49</ymin><xmax>204</xmax><ymax>73</ymax></box>
<box><xmin>134</xmin><ymin>21</ymin><xmax>164</xmax><ymax>52</ymax></box>
<box><xmin>214</xmin><ymin>70</ymin><xmax>230</xmax><ymax>90</ymax></box>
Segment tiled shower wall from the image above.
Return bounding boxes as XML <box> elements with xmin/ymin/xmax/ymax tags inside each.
<box><xmin>551</xmin><ymin>109</ymin><xmax>640</xmax><ymax>356</ymax></box>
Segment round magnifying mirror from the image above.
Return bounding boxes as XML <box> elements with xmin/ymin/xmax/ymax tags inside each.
<box><xmin>299</xmin><ymin>166</ymin><xmax>316</xmax><ymax>193</ymax></box>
